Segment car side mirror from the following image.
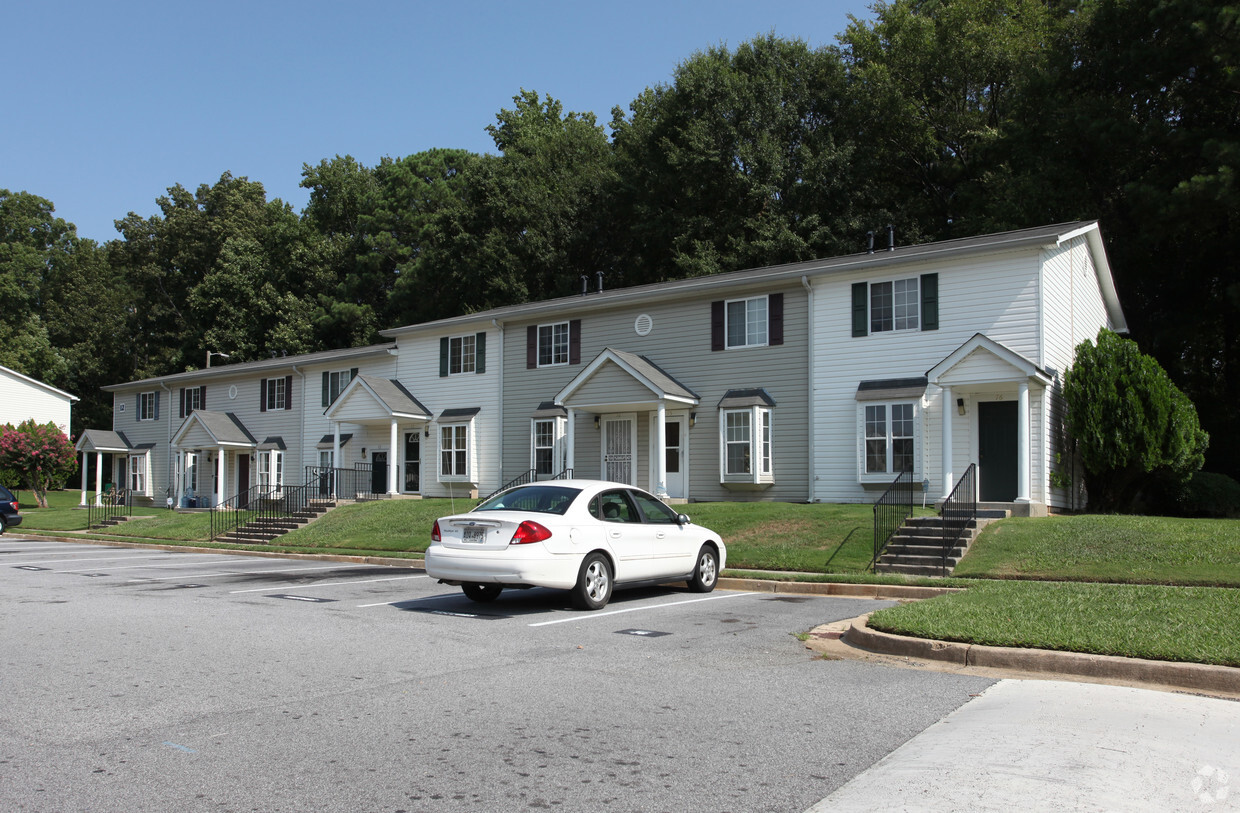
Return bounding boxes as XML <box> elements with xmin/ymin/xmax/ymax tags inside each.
<box><xmin>677</xmin><ymin>513</ymin><xmax>691</xmax><ymax>526</ymax></box>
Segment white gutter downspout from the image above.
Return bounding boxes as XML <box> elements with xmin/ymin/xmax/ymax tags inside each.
<box><xmin>292</xmin><ymin>364</ymin><xmax>306</xmax><ymax>490</ymax></box>
<box><xmin>160</xmin><ymin>382</ymin><xmax>173</xmax><ymax>507</ymax></box>
<box><xmin>801</xmin><ymin>276</ymin><xmax>816</xmax><ymax>502</ymax></box>
<box><xmin>492</xmin><ymin>319</ymin><xmax>504</xmax><ymax>491</ymax></box>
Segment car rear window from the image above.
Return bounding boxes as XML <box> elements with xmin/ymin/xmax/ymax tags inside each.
<box><xmin>0</xmin><ymin>486</ymin><xmax>14</xmax><ymax>502</ymax></box>
<box><xmin>476</xmin><ymin>485</ymin><xmax>581</xmax><ymax>515</ymax></box>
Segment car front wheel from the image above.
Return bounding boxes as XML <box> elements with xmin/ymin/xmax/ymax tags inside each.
<box><xmin>572</xmin><ymin>552</ymin><xmax>612</xmax><ymax>610</ymax></box>
<box><xmin>462</xmin><ymin>583</ymin><xmax>503</xmax><ymax>602</ymax></box>
<box><xmin>688</xmin><ymin>545</ymin><xmax>718</xmax><ymax>593</ymax></box>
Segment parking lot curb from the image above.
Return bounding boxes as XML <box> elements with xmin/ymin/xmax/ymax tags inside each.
<box><xmin>8</xmin><ymin>532</ymin><xmax>425</xmax><ymax>570</ymax></box>
<box><xmin>718</xmin><ymin>577</ymin><xmax>961</xmax><ymax>600</ymax></box>
<box><xmin>844</xmin><ymin>614</ymin><xmax>1240</xmax><ymax>696</ymax></box>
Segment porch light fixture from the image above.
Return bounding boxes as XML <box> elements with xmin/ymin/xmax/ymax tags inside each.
<box><xmin>424</xmin><ymin>427</ymin><xmax>430</xmax><ymax>437</ymax></box>
<box><xmin>361</xmin><ymin>448</ymin><xmax>366</xmax><ymax>457</ymax></box>
<box><xmin>689</xmin><ymin>413</ymin><xmax>696</xmax><ymax>428</ymax></box>
<box><xmin>593</xmin><ymin>415</ymin><xmax>600</xmax><ymax>430</ymax></box>
<box><xmin>956</xmin><ymin>397</ymin><xmax>966</xmax><ymax>416</ymax></box>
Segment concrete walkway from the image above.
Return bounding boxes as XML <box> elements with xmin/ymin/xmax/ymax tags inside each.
<box><xmin>807</xmin><ymin>679</ymin><xmax>1239</xmax><ymax>812</ymax></box>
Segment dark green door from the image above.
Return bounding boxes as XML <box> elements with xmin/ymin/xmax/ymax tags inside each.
<box><xmin>978</xmin><ymin>401</ymin><xmax>1018</xmax><ymax>502</ymax></box>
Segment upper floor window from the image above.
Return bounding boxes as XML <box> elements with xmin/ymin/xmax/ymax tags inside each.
<box><xmin>726</xmin><ymin>296</ymin><xmax>769</xmax><ymax>348</ymax></box>
<box><xmin>329</xmin><ymin>370</ymin><xmax>352</xmax><ymax>402</ymax></box>
<box><xmin>539</xmin><ymin>322</ymin><xmax>569</xmax><ymax>367</ymax></box>
<box><xmin>261</xmin><ymin>376</ymin><xmax>292</xmax><ymax>412</ymax></box>
<box><xmin>449</xmin><ymin>335</ymin><xmax>476</xmax><ymax>374</ymax></box>
<box><xmin>267</xmin><ymin>377</ymin><xmax>286</xmax><ymax>410</ymax></box>
<box><xmin>852</xmin><ymin>274</ymin><xmax>938</xmax><ymax>337</ymax></box>
<box><xmin>180</xmin><ymin>386</ymin><xmax>205</xmax><ymax>418</ymax></box>
<box><xmin>139</xmin><ymin>391</ymin><xmax>157</xmax><ymax>421</ymax></box>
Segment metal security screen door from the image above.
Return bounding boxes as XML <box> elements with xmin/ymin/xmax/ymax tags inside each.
<box><xmin>603</xmin><ymin>416</ymin><xmax>635</xmax><ymax>484</ymax></box>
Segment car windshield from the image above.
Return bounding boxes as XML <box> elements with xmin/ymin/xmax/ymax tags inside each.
<box><xmin>476</xmin><ymin>485</ymin><xmax>581</xmax><ymax>515</ymax></box>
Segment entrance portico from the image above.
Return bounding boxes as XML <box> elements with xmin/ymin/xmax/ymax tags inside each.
<box><xmin>74</xmin><ymin>430</ymin><xmax>132</xmax><ymax>505</ymax></box>
<box><xmin>171</xmin><ymin>411</ymin><xmax>260</xmax><ymax>508</ymax></box>
<box><xmin>324</xmin><ymin>375</ymin><xmax>432</xmax><ymax>497</ymax></box>
<box><xmin>555</xmin><ymin>348</ymin><xmax>699</xmax><ymax>500</ymax></box>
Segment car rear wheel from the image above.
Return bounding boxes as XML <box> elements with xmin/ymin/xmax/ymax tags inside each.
<box><xmin>687</xmin><ymin>545</ymin><xmax>718</xmax><ymax>593</ymax></box>
<box><xmin>571</xmin><ymin>552</ymin><xmax>612</xmax><ymax>610</ymax></box>
<box><xmin>462</xmin><ymin>583</ymin><xmax>503</xmax><ymax>602</ymax></box>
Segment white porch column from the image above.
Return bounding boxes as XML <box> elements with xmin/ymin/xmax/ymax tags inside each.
<box><xmin>215</xmin><ymin>449</ymin><xmax>225</xmax><ymax>507</ymax></box>
<box><xmin>79</xmin><ymin>450</ymin><xmax>89</xmax><ymax>506</ymax></box>
<box><xmin>94</xmin><ymin>452</ymin><xmax>104</xmax><ymax>505</ymax></box>
<box><xmin>655</xmin><ymin>401</ymin><xmax>668</xmax><ymax>498</ymax></box>
<box><xmin>332</xmin><ymin>421</ymin><xmax>341</xmax><ymax>500</ymax></box>
<box><xmin>388</xmin><ymin>418</ymin><xmax>399</xmax><ymax>495</ymax></box>
<box><xmin>565</xmin><ymin>407</ymin><xmax>576</xmax><ymax>475</ymax></box>
<box><xmin>1017</xmin><ymin>380</ymin><xmax>1031</xmax><ymax>503</ymax></box>
<box><xmin>941</xmin><ymin>386</ymin><xmax>954</xmax><ymax>499</ymax></box>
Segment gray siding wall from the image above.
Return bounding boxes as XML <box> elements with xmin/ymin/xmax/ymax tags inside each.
<box><xmin>501</xmin><ymin>283</ymin><xmax>810</xmax><ymax>502</ymax></box>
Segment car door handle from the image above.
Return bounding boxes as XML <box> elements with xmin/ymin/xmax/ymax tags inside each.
<box><xmin>655</xmin><ymin>532</ymin><xmax>666</xmax><ymax>539</ymax></box>
<box><xmin>609</xmin><ymin>530</ymin><xmax>622</xmax><ymax>539</ymax></box>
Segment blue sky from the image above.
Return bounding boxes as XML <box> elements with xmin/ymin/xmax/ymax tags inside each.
<box><xmin>5</xmin><ymin>1</ymin><xmax>874</xmax><ymax>244</ymax></box>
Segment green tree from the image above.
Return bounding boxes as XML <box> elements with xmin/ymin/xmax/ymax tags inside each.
<box><xmin>1063</xmin><ymin>329</ymin><xmax>1208</xmax><ymax>511</ymax></box>
<box><xmin>610</xmin><ymin>35</ymin><xmax>865</xmax><ymax>284</ymax></box>
<box><xmin>0</xmin><ymin>190</ymin><xmax>74</xmax><ymax>380</ymax></box>
<box><xmin>0</xmin><ymin>420</ymin><xmax>78</xmax><ymax>508</ymax></box>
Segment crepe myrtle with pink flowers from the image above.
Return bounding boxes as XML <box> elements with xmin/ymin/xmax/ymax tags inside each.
<box><xmin>0</xmin><ymin>419</ymin><xmax>77</xmax><ymax>508</ymax></box>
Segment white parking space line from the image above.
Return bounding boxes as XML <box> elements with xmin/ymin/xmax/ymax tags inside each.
<box><xmin>128</xmin><ymin>564</ymin><xmax>368</xmax><ymax>582</ymax></box>
<box><xmin>55</xmin><ymin>558</ymin><xmax>258</xmax><ymax>573</ymax></box>
<box><xmin>527</xmin><ymin>591</ymin><xmax>756</xmax><ymax>627</ymax></box>
<box><xmin>10</xmin><ymin>553</ymin><xmax>221</xmax><ymax>566</ymax></box>
<box><xmin>357</xmin><ymin>592</ymin><xmax>453</xmax><ymax>608</ymax></box>
<box><xmin>229</xmin><ymin>574</ymin><xmax>428</xmax><ymax>594</ymax></box>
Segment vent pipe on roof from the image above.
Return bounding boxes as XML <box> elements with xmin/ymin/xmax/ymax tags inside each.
<box><xmin>866</xmin><ymin>231</ymin><xmax>875</xmax><ymax>254</ymax></box>
<box><xmin>887</xmin><ymin>224</ymin><xmax>895</xmax><ymax>252</ymax></box>
<box><xmin>596</xmin><ymin>271</ymin><xmax>604</xmax><ymax>293</ymax></box>
<box><xmin>580</xmin><ymin>275</ymin><xmax>589</xmax><ymax>296</ymax></box>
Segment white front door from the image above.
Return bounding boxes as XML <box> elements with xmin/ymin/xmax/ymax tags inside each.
<box><xmin>664</xmin><ymin>415</ymin><xmax>687</xmax><ymax>499</ymax></box>
<box><xmin>602</xmin><ymin>414</ymin><xmax>636</xmax><ymax>484</ymax></box>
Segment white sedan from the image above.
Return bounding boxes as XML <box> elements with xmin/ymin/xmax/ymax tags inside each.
<box><xmin>426</xmin><ymin>480</ymin><xmax>726</xmax><ymax>610</ymax></box>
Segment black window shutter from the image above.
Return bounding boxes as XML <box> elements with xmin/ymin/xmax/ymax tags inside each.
<box><xmin>475</xmin><ymin>332</ymin><xmax>486</xmax><ymax>374</ymax></box>
<box><xmin>569</xmin><ymin>320</ymin><xmax>581</xmax><ymax>365</ymax></box>
<box><xmin>921</xmin><ymin>273</ymin><xmax>939</xmax><ymax>331</ymax></box>
<box><xmin>199</xmin><ymin>386</ymin><xmax>206</xmax><ymax>410</ymax></box>
<box><xmin>260</xmin><ymin>379</ymin><xmax>268</xmax><ymax>412</ymax></box>
<box><xmin>526</xmin><ymin>326</ymin><xmax>537</xmax><ymax>369</ymax></box>
<box><xmin>439</xmin><ymin>337</ymin><xmax>449</xmax><ymax>377</ymax></box>
<box><xmin>284</xmin><ymin>375</ymin><xmax>293</xmax><ymax>410</ymax></box>
<box><xmin>322</xmin><ymin>371</ymin><xmax>330</xmax><ymax>407</ymax></box>
<box><xmin>179</xmin><ymin>388</ymin><xmax>186</xmax><ymax>419</ymax></box>
<box><xmin>135</xmin><ymin>394</ymin><xmax>139</xmax><ymax>422</ymax></box>
<box><xmin>711</xmin><ymin>301</ymin><xmax>725</xmax><ymax>351</ymax></box>
<box><xmin>851</xmin><ymin>283</ymin><xmax>868</xmax><ymax>337</ymax></box>
<box><xmin>154</xmin><ymin>392</ymin><xmax>160</xmax><ymax>421</ymax></box>
<box><xmin>769</xmin><ymin>293</ymin><xmax>784</xmax><ymax>346</ymax></box>
<box><xmin>349</xmin><ymin>367</ymin><xmax>357</xmax><ymax>380</ymax></box>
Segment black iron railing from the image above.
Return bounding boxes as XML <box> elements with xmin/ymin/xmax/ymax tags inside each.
<box><xmin>478</xmin><ymin>469</ymin><xmax>536</xmax><ymax>504</ymax></box>
<box><xmin>209</xmin><ymin>483</ymin><xmax>263</xmax><ymax>541</ymax></box>
<box><xmin>210</xmin><ymin>482</ymin><xmax>325</xmax><ymax>542</ymax></box>
<box><xmin>549</xmin><ymin>467</ymin><xmax>574</xmax><ymax>480</ymax></box>
<box><xmin>304</xmin><ymin>465</ymin><xmax>377</xmax><ymax>502</ymax></box>
<box><xmin>940</xmin><ymin>463</ymin><xmax>978</xmax><ymax>572</ymax></box>
<box><xmin>86</xmin><ymin>489</ymin><xmax>132</xmax><ymax>530</ymax></box>
<box><xmin>871</xmin><ymin>469</ymin><xmax>914</xmax><ymax>570</ymax></box>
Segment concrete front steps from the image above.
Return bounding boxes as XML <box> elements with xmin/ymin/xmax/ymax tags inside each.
<box><xmin>874</xmin><ymin>508</ymin><xmax>1009</xmax><ymax>576</ymax></box>
<box><xmin>221</xmin><ymin>499</ymin><xmax>341</xmax><ymax>544</ymax></box>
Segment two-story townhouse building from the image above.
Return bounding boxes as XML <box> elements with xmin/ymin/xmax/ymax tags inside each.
<box><xmin>88</xmin><ymin>221</ymin><xmax>1124</xmax><ymax>516</ymax></box>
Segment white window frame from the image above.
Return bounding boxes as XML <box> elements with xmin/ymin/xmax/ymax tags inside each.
<box><xmin>139</xmin><ymin>391</ymin><xmax>157</xmax><ymax>421</ymax></box>
<box><xmin>537</xmin><ymin>322</ymin><xmax>570</xmax><ymax>367</ymax></box>
<box><xmin>530</xmin><ymin>417</ymin><xmax>566</xmax><ymax>477</ymax></box>
<box><xmin>128</xmin><ymin>453</ymin><xmax>149</xmax><ymax>495</ymax></box>
<box><xmin>258</xmin><ymin>450</ymin><xmax>284</xmax><ymax>492</ymax></box>
<box><xmin>328</xmin><ymin>370</ymin><xmax>353</xmax><ymax>404</ymax></box>
<box><xmin>725</xmin><ymin>296</ymin><xmax>769</xmax><ymax>349</ymax></box>
<box><xmin>448</xmin><ymin>334</ymin><xmax>477</xmax><ymax>375</ymax></box>
<box><xmin>266</xmin><ymin>378</ymin><xmax>287</xmax><ymax>411</ymax></box>
<box><xmin>719</xmin><ymin>406</ymin><xmax>774</xmax><ymax>484</ymax></box>
<box><xmin>184</xmin><ymin>388</ymin><xmax>202</xmax><ymax>414</ymax></box>
<box><xmin>439</xmin><ymin>422</ymin><xmax>472</xmax><ymax>481</ymax></box>
<box><xmin>858</xmin><ymin>400</ymin><xmax>919</xmax><ymax>482</ymax></box>
<box><xmin>870</xmin><ymin>278</ymin><xmax>920</xmax><ymax>333</ymax></box>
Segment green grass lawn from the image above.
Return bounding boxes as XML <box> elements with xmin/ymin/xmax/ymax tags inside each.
<box><xmin>866</xmin><ymin>580</ymin><xmax>1240</xmax><ymax>668</ymax></box>
<box><xmin>955</xmin><ymin>514</ymin><xmax>1240</xmax><ymax>587</ymax></box>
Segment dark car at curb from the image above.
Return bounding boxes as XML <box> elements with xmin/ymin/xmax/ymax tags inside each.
<box><xmin>0</xmin><ymin>485</ymin><xmax>22</xmax><ymax>534</ymax></box>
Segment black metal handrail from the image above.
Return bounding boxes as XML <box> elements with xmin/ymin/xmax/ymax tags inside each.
<box><xmin>478</xmin><ymin>469</ymin><xmax>537</xmax><ymax>504</ymax></box>
<box><xmin>871</xmin><ymin>469</ymin><xmax>914</xmax><ymax>570</ymax></box>
<box><xmin>86</xmin><ymin>488</ymin><xmax>132</xmax><ymax>530</ymax></box>
<box><xmin>304</xmin><ymin>465</ymin><xmax>377</xmax><ymax>502</ymax></box>
<box><xmin>210</xmin><ymin>483</ymin><xmax>264</xmax><ymax>541</ymax></box>
<box><xmin>940</xmin><ymin>463</ymin><xmax>978</xmax><ymax>573</ymax></box>
<box><xmin>549</xmin><ymin>468</ymin><xmax>574</xmax><ymax>480</ymax></box>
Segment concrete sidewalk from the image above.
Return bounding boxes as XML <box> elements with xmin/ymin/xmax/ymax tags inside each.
<box><xmin>806</xmin><ymin>679</ymin><xmax>1239</xmax><ymax>812</ymax></box>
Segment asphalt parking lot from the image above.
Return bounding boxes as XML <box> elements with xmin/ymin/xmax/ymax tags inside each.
<box><xmin>0</xmin><ymin>537</ymin><xmax>996</xmax><ymax>812</ymax></box>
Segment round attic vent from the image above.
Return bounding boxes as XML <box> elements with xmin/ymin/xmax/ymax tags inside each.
<box><xmin>228</xmin><ymin>385</ymin><xmax>238</xmax><ymax>400</ymax></box>
<box><xmin>634</xmin><ymin>314</ymin><xmax>653</xmax><ymax>336</ymax></box>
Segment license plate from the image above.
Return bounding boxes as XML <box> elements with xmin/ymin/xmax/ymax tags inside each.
<box><xmin>462</xmin><ymin>526</ymin><xmax>486</xmax><ymax>543</ymax></box>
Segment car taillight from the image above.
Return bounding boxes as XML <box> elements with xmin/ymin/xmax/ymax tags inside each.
<box><xmin>431</xmin><ymin>520</ymin><xmax>441</xmax><ymax>542</ymax></box>
<box><xmin>509</xmin><ymin>520</ymin><xmax>552</xmax><ymax>545</ymax></box>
